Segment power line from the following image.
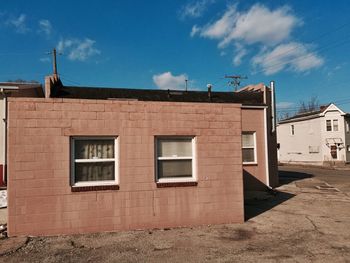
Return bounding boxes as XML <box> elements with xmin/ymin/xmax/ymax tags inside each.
<box><xmin>60</xmin><ymin>74</ymin><xmax>82</xmax><ymax>86</ymax></box>
<box><xmin>0</xmin><ymin>51</ymin><xmax>46</xmax><ymax>56</ymax></box>
<box><xmin>277</xmin><ymin>96</ymin><xmax>350</xmax><ymax>112</ymax></box>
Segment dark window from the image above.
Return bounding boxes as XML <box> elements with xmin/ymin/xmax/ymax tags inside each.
<box><xmin>326</xmin><ymin>120</ymin><xmax>332</xmax><ymax>131</ymax></box>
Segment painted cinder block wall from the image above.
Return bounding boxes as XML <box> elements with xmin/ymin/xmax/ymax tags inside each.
<box><xmin>241</xmin><ymin>108</ymin><xmax>268</xmax><ymax>190</ymax></box>
<box><xmin>7</xmin><ymin>97</ymin><xmax>244</xmax><ymax>236</ymax></box>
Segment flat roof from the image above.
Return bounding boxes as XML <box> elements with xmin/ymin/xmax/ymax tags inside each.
<box><xmin>0</xmin><ymin>82</ymin><xmax>44</xmax><ymax>97</ymax></box>
<box><xmin>50</xmin><ymin>85</ymin><xmax>265</xmax><ymax>105</ymax></box>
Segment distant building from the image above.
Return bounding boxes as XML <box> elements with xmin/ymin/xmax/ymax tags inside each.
<box><xmin>277</xmin><ymin>104</ymin><xmax>350</xmax><ymax>165</ymax></box>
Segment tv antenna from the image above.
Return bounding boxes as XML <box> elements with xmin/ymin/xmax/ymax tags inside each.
<box><xmin>225</xmin><ymin>75</ymin><xmax>247</xmax><ymax>91</ymax></box>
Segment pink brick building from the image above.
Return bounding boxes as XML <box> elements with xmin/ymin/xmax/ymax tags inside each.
<box><xmin>4</xmin><ymin>76</ymin><xmax>278</xmax><ymax>236</ymax></box>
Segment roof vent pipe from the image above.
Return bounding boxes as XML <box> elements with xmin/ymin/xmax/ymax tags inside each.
<box><xmin>270</xmin><ymin>81</ymin><xmax>276</xmax><ymax>133</ymax></box>
<box><xmin>207</xmin><ymin>84</ymin><xmax>212</xmax><ymax>99</ymax></box>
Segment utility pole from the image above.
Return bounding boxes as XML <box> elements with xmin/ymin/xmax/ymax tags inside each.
<box><xmin>185</xmin><ymin>79</ymin><xmax>188</xmax><ymax>92</ymax></box>
<box><xmin>225</xmin><ymin>75</ymin><xmax>247</xmax><ymax>91</ymax></box>
<box><xmin>52</xmin><ymin>48</ymin><xmax>57</xmax><ymax>76</ymax></box>
<box><xmin>47</xmin><ymin>48</ymin><xmax>60</xmax><ymax>76</ymax></box>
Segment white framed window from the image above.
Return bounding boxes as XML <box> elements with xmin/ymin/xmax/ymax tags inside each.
<box><xmin>346</xmin><ymin>121</ymin><xmax>350</xmax><ymax>133</ymax></box>
<box><xmin>155</xmin><ymin>136</ymin><xmax>196</xmax><ymax>183</ymax></box>
<box><xmin>347</xmin><ymin>145</ymin><xmax>350</xmax><ymax>152</ymax></box>
<box><xmin>333</xmin><ymin>119</ymin><xmax>339</xmax><ymax>131</ymax></box>
<box><xmin>70</xmin><ymin>137</ymin><xmax>119</xmax><ymax>187</ymax></box>
<box><xmin>326</xmin><ymin>120</ymin><xmax>332</xmax><ymax>131</ymax></box>
<box><xmin>290</xmin><ymin>125</ymin><xmax>295</xmax><ymax>135</ymax></box>
<box><xmin>242</xmin><ymin>132</ymin><xmax>257</xmax><ymax>164</ymax></box>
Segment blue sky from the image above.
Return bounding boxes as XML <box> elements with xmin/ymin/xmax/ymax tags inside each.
<box><xmin>0</xmin><ymin>0</ymin><xmax>350</xmax><ymax>114</ymax></box>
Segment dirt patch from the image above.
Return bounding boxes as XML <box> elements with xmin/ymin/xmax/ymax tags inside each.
<box><xmin>218</xmin><ymin>228</ymin><xmax>255</xmax><ymax>241</ymax></box>
<box><xmin>1</xmin><ymin>168</ymin><xmax>350</xmax><ymax>262</ymax></box>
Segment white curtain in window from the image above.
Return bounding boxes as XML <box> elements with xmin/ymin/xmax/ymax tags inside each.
<box><xmin>74</xmin><ymin>139</ymin><xmax>115</xmax><ymax>183</ymax></box>
<box><xmin>242</xmin><ymin>133</ymin><xmax>255</xmax><ymax>162</ymax></box>
<box><xmin>242</xmin><ymin>134</ymin><xmax>254</xmax><ymax>147</ymax></box>
<box><xmin>75</xmin><ymin>139</ymin><xmax>114</xmax><ymax>159</ymax></box>
<box><xmin>157</xmin><ymin>139</ymin><xmax>192</xmax><ymax>157</ymax></box>
<box><xmin>75</xmin><ymin>162</ymin><xmax>114</xmax><ymax>182</ymax></box>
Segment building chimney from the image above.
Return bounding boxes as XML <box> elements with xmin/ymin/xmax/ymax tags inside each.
<box><xmin>45</xmin><ymin>76</ymin><xmax>52</xmax><ymax>98</ymax></box>
<box><xmin>320</xmin><ymin>105</ymin><xmax>327</xmax><ymax>112</ymax></box>
<box><xmin>45</xmin><ymin>74</ymin><xmax>61</xmax><ymax>98</ymax></box>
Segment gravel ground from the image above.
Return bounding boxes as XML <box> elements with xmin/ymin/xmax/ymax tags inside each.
<box><xmin>0</xmin><ymin>166</ymin><xmax>349</xmax><ymax>262</ymax></box>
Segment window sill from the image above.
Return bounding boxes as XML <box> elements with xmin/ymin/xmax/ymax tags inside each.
<box><xmin>156</xmin><ymin>182</ymin><xmax>198</xmax><ymax>188</ymax></box>
<box><xmin>243</xmin><ymin>163</ymin><xmax>258</xmax><ymax>166</ymax></box>
<box><xmin>71</xmin><ymin>185</ymin><xmax>119</xmax><ymax>192</ymax></box>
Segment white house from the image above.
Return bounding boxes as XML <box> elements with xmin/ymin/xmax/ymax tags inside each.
<box><xmin>277</xmin><ymin>104</ymin><xmax>350</xmax><ymax>165</ymax></box>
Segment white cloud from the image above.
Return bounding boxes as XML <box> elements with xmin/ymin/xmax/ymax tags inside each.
<box><xmin>276</xmin><ymin>101</ymin><xmax>295</xmax><ymax>109</ymax></box>
<box><xmin>57</xmin><ymin>38</ymin><xmax>101</xmax><ymax>61</ymax></box>
<box><xmin>191</xmin><ymin>3</ymin><xmax>324</xmax><ymax>74</ymax></box>
<box><xmin>153</xmin><ymin>72</ymin><xmax>188</xmax><ymax>90</ymax></box>
<box><xmin>190</xmin><ymin>25</ymin><xmax>200</xmax><ymax>37</ymax></box>
<box><xmin>224</xmin><ymin>4</ymin><xmax>299</xmax><ymax>46</ymax></box>
<box><xmin>197</xmin><ymin>4</ymin><xmax>300</xmax><ymax>47</ymax></box>
<box><xmin>252</xmin><ymin>42</ymin><xmax>324</xmax><ymax>75</ymax></box>
<box><xmin>38</xmin><ymin>19</ymin><xmax>52</xmax><ymax>36</ymax></box>
<box><xmin>199</xmin><ymin>6</ymin><xmax>238</xmax><ymax>40</ymax></box>
<box><xmin>233</xmin><ymin>43</ymin><xmax>247</xmax><ymax>66</ymax></box>
<box><xmin>180</xmin><ymin>0</ymin><xmax>215</xmax><ymax>19</ymax></box>
<box><xmin>6</xmin><ymin>14</ymin><xmax>29</xmax><ymax>33</ymax></box>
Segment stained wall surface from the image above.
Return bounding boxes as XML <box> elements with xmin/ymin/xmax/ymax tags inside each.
<box><xmin>7</xmin><ymin>98</ymin><xmax>244</xmax><ymax>236</ymax></box>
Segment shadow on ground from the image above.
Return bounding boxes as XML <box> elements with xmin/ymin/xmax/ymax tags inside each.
<box><xmin>244</xmin><ymin>190</ymin><xmax>295</xmax><ymax>221</ymax></box>
<box><xmin>278</xmin><ymin>169</ymin><xmax>313</xmax><ymax>186</ymax></box>
<box><xmin>243</xmin><ymin>169</ymin><xmax>299</xmax><ymax>221</ymax></box>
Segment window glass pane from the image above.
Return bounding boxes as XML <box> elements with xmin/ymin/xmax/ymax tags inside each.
<box><xmin>333</xmin><ymin>119</ymin><xmax>338</xmax><ymax>131</ymax></box>
<box><xmin>243</xmin><ymin>148</ymin><xmax>255</xmax><ymax>162</ymax></box>
<box><xmin>157</xmin><ymin>139</ymin><xmax>192</xmax><ymax>157</ymax></box>
<box><xmin>326</xmin><ymin>120</ymin><xmax>332</xmax><ymax>131</ymax></box>
<box><xmin>158</xmin><ymin>160</ymin><xmax>192</xmax><ymax>178</ymax></box>
<box><xmin>75</xmin><ymin>139</ymin><xmax>114</xmax><ymax>159</ymax></box>
<box><xmin>242</xmin><ymin>133</ymin><xmax>254</xmax><ymax>147</ymax></box>
<box><xmin>75</xmin><ymin>162</ymin><xmax>114</xmax><ymax>182</ymax></box>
